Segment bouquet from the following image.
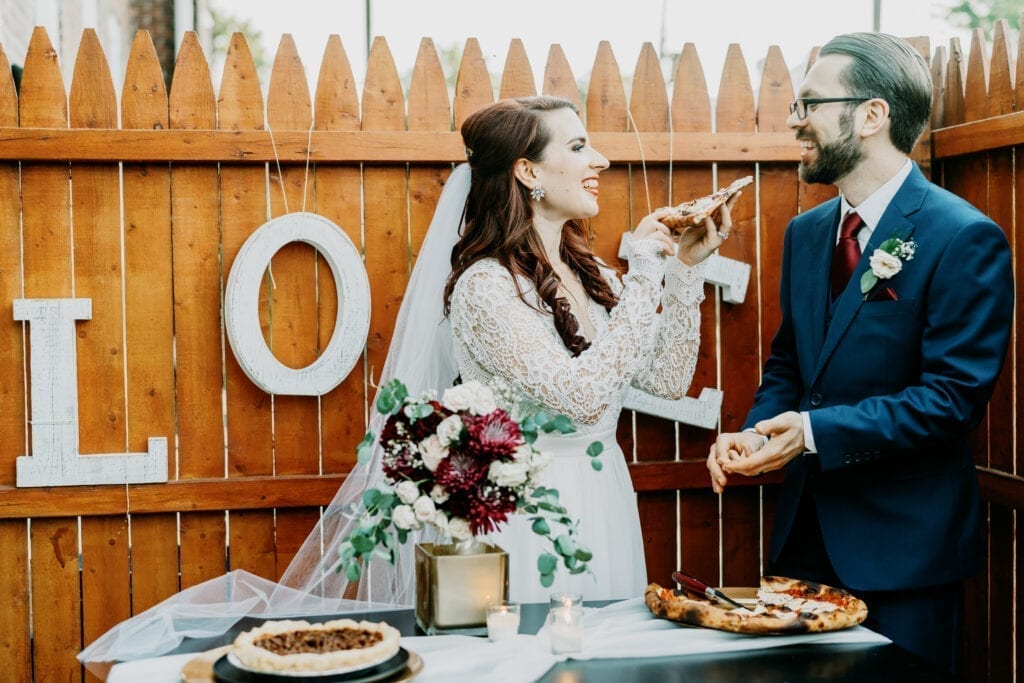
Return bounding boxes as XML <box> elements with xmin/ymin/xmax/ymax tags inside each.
<box><xmin>339</xmin><ymin>379</ymin><xmax>602</xmax><ymax>587</ymax></box>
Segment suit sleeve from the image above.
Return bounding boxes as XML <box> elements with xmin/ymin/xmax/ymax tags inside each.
<box><xmin>809</xmin><ymin>218</ymin><xmax>1013</xmax><ymax>471</ymax></box>
<box><xmin>743</xmin><ymin>222</ymin><xmax>806</xmax><ymax>428</ymax></box>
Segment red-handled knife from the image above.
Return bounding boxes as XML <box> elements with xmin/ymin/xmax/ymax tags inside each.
<box><xmin>672</xmin><ymin>571</ymin><xmax>749</xmax><ymax>612</ymax></box>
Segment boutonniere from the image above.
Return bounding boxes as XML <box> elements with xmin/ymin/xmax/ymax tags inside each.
<box><xmin>860</xmin><ymin>235</ymin><xmax>916</xmax><ymax>299</ymax></box>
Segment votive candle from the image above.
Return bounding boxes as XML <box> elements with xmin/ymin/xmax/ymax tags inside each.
<box><xmin>547</xmin><ymin>605</ymin><xmax>584</xmax><ymax>654</ymax></box>
<box><xmin>486</xmin><ymin>602</ymin><xmax>520</xmax><ymax>642</ymax></box>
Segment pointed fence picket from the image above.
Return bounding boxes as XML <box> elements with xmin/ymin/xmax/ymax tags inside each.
<box><xmin>0</xmin><ymin>26</ymin><xmax>1019</xmax><ymax>681</ymax></box>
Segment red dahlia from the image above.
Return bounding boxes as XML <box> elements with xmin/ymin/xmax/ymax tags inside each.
<box><xmin>463</xmin><ymin>410</ymin><xmax>522</xmax><ymax>462</ymax></box>
<box><xmin>433</xmin><ymin>449</ymin><xmax>488</xmax><ymax>495</ymax></box>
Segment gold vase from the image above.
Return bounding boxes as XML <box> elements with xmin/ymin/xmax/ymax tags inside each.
<box><xmin>414</xmin><ymin>540</ymin><xmax>508</xmax><ymax>635</ymax></box>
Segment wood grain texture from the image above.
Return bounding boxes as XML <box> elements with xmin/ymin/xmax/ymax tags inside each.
<box><xmin>314</xmin><ymin>35</ymin><xmax>365</xmax><ymax>476</ymax></box>
<box><xmin>218</xmin><ymin>32</ymin><xmax>275</xmax><ymax>581</ymax></box>
<box><xmin>0</xmin><ymin>40</ymin><xmax>25</xmax><ymax>491</ymax></box>
<box><xmin>716</xmin><ymin>43</ymin><xmax>760</xmax><ymax>588</ymax></box>
<box><xmin>498</xmin><ymin>39</ymin><xmax>535</xmax><ymax>99</ymax></box>
<box><xmin>170</xmin><ymin>32</ymin><xmax>229</xmax><ymax>591</ymax></box>
<box><xmin>0</xmin><ymin>128</ymin><xmax>803</xmax><ymax>163</ymax></box>
<box><xmin>670</xmin><ymin>41</ymin><xmax>721</xmax><ymax>586</ymax></box>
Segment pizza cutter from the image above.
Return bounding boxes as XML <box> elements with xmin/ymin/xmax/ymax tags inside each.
<box><xmin>672</xmin><ymin>571</ymin><xmax>750</xmax><ymax>612</ymax></box>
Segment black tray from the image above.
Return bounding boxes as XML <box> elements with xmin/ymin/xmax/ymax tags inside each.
<box><xmin>212</xmin><ymin>648</ymin><xmax>411</xmax><ymax>683</ymax></box>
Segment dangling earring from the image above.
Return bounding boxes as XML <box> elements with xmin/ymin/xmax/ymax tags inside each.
<box><xmin>530</xmin><ymin>185</ymin><xmax>545</xmax><ymax>201</ymax></box>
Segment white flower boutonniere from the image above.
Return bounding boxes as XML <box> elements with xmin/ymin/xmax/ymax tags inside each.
<box><xmin>860</xmin><ymin>235</ymin><xmax>916</xmax><ymax>299</ymax></box>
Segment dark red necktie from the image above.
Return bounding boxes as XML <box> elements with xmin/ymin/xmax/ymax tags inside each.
<box><xmin>830</xmin><ymin>211</ymin><xmax>863</xmax><ymax>300</ymax></box>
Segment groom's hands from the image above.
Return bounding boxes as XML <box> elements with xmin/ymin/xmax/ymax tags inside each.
<box><xmin>707</xmin><ymin>411</ymin><xmax>806</xmax><ymax>493</ymax></box>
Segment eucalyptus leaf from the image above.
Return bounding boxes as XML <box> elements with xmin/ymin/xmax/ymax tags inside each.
<box><xmin>591</xmin><ymin>459</ymin><xmax>603</xmax><ymax>472</ymax></box>
<box><xmin>537</xmin><ymin>553</ymin><xmax>558</xmax><ymax>574</ymax></box>
<box><xmin>860</xmin><ymin>270</ymin><xmax>878</xmax><ymax>294</ymax></box>
<box><xmin>549</xmin><ymin>414</ymin><xmax>575</xmax><ymax>434</ymax></box>
<box><xmin>575</xmin><ymin>547</ymin><xmax>593</xmax><ymax>562</ymax></box>
<box><xmin>540</xmin><ymin>572</ymin><xmax>555</xmax><ymax>588</ymax></box>
<box><xmin>586</xmin><ymin>441</ymin><xmax>604</xmax><ymax>457</ymax></box>
<box><xmin>531</xmin><ymin>518</ymin><xmax>551</xmax><ymax>535</ymax></box>
<box><xmin>376</xmin><ymin>392</ymin><xmax>396</xmax><ymax>414</ymax></box>
<box><xmin>554</xmin><ymin>533</ymin><xmax>575</xmax><ymax>556</ymax></box>
<box><xmin>356</xmin><ymin>433</ymin><xmax>376</xmax><ymax>463</ymax></box>
<box><xmin>351</xmin><ymin>534</ymin><xmax>376</xmax><ymax>554</ymax></box>
<box><xmin>362</xmin><ymin>488</ymin><xmax>381</xmax><ymax>507</ymax></box>
<box><xmin>345</xmin><ymin>562</ymin><xmax>362</xmax><ymax>581</ymax></box>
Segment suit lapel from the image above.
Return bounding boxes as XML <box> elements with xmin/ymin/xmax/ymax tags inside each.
<box><xmin>809</xmin><ymin>164</ymin><xmax>928</xmax><ymax>386</ymax></box>
<box><xmin>804</xmin><ymin>205</ymin><xmax>838</xmax><ymax>368</ymax></box>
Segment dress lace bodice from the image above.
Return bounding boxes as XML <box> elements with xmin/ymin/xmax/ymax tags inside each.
<box><xmin>449</xmin><ymin>239</ymin><xmax>706</xmax><ymax>435</ymax></box>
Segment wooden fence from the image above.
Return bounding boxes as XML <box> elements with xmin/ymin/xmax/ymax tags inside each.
<box><xmin>0</xmin><ymin>23</ymin><xmax>1017</xmax><ymax>682</ymax></box>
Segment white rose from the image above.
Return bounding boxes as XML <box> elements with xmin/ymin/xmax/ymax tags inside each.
<box><xmin>869</xmin><ymin>249</ymin><xmax>902</xmax><ymax>280</ymax></box>
<box><xmin>392</xmin><ymin>504</ymin><xmax>420</xmax><ymax>530</ymax></box>
<box><xmin>442</xmin><ymin>381</ymin><xmax>497</xmax><ymax>415</ymax></box>
<box><xmin>436</xmin><ymin>415</ymin><xmax>464</xmax><ymax>446</ymax></box>
<box><xmin>395</xmin><ymin>480</ymin><xmax>420</xmax><ymax>505</ymax></box>
<box><xmin>512</xmin><ymin>444</ymin><xmax>533</xmax><ymax>463</ymax></box>
<box><xmin>447</xmin><ymin>517</ymin><xmax>472</xmax><ymax>541</ymax></box>
<box><xmin>488</xmin><ymin>460</ymin><xmax>530</xmax><ymax>487</ymax></box>
<box><xmin>419</xmin><ymin>434</ymin><xmax>448</xmax><ymax>472</ymax></box>
<box><xmin>431</xmin><ymin>510</ymin><xmax>449</xmax><ymax>535</ymax></box>
<box><xmin>430</xmin><ymin>484</ymin><xmax>450</xmax><ymax>504</ymax></box>
<box><xmin>413</xmin><ymin>495</ymin><xmax>436</xmax><ymax>522</ymax></box>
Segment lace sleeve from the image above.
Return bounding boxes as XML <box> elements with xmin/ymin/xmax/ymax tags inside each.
<box><xmin>629</xmin><ymin>258</ymin><xmax>705</xmax><ymax>399</ymax></box>
<box><xmin>450</xmin><ymin>244</ymin><xmax>667</xmax><ymax>425</ymax></box>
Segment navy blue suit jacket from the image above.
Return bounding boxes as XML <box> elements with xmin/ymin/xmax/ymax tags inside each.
<box><xmin>745</xmin><ymin>164</ymin><xmax>1013</xmax><ymax>591</ymax></box>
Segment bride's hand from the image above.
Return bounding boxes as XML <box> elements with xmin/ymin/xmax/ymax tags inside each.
<box><xmin>676</xmin><ymin>191</ymin><xmax>741</xmax><ymax>266</ymax></box>
<box><xmin>632</xmin><ymin>208</ymin><xmax>676</xmax><ymax>255</ymax></box>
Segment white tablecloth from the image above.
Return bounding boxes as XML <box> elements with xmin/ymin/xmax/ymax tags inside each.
<box><xmin>107</xmin><ymin>597</ymin><xmax>890</xmax><ymax>682</ymax></box>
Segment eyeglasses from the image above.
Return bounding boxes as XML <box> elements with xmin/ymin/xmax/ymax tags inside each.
<box><xmin>788</xmin><ymin>97</ymin><xmax>872</xmax><ymax>120</ymax></box>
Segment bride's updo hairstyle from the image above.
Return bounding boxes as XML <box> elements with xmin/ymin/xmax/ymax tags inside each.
<box><xmin>444</xmin><ymin>96</ymin><xmax>617</xmax><ymax>357</ymax></box>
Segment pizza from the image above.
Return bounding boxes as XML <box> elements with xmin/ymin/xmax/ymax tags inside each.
<box><xmin>231</xmin><ymin>618</ymin><xmax>401</xmax><ymax>673</ymax></box>
<box><xmin>659</xmin><ymin>175</ymin><xmax>753</xmax><ymax>234</ymax></box>
<box><xmin>645</xmin><ymin>575</ymin><xmax>867</xmax><ymax>634</ymax></box>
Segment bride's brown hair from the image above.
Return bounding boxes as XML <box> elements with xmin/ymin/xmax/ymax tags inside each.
<box><xmin>443</xmin><ymin>96</ymin><xmax>618</xmax><ymax>357</ymax></box>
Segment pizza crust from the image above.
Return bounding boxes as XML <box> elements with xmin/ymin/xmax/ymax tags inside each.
<box><xmin>644</xmin><ymin>575</ymin><xmax>867</xmax><ymax>634</ymax></box>
<box><xmin>659</xmin><ymin>175</ymin><xmax>753</xmax><ymax>233</ymax></box>
<box><xmin>231</xmin><ymin>618</ymin><xmax>401</xmax><ymax>673</ymax></box>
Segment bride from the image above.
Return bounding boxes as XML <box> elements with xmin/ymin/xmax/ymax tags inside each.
<box><xmin>444</xmin><ymin>96</ymin><xmax>730</xmax><ymax>601</ymax></box>
<box><xmin>79</xmin><ymin>95</ymin><xmax>734</xmax><ymax>670</ymax></box>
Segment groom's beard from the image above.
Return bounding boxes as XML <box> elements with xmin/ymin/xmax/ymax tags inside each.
<box><xmin>798</xmin><ymin>111</ymin><xmax>863</xmax><ymax>185</ymax></box>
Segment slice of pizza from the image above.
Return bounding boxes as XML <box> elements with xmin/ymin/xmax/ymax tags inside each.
<box><xmin>231</xmin><ymin>618</ymin><xmax>401</xmax><ymax>673</ymax></box>
<box><xmin>659</xmin><ymin>175</ymin><xmax>753</xmax><ymax>234</ymax></box>
<box><xmin>644</xmin><ymin>574</ymin><xmax>867</xmax><ymax>635</ymax></box>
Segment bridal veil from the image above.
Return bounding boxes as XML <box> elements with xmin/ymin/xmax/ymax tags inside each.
<box><xmin>78</xmin><ymin>163</ymin><xmax>471</xmax><ymax>672</ymax></box>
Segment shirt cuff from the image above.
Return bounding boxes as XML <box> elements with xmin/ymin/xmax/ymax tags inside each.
<box><xmin>801</xmin><ymin>411</ymin><xmax>817</xmax><ymax>453</ymax></box>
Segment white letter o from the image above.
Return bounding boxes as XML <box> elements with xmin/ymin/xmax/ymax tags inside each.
<box><xmin>225</xmin><ymin>212</ymin><xmax>370</xmax><ymax>396</ymax></box>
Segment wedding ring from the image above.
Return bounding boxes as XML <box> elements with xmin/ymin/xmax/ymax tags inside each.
<box><xmin>720</xmin><ymin>230</ymin><xmax>730</xmax><ymax>240</ymax></box>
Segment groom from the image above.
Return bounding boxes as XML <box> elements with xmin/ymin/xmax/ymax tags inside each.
<box><xmin>706</xmin><ymin>33</ymin><xmax>1013</xmax><ymax>674</ymax></box>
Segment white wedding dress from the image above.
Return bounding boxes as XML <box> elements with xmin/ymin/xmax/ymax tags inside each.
<box><xmin>448</xmin><ymin>239</ymin><xmax>705</xmax><ymax>602</ymax></box>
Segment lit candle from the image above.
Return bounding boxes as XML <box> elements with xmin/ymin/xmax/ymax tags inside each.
<box><xmin>486</xmin><ymin>603</ymin><xmax>520</xmax><ymax>642</ymax></box>
<box><xmin>547</xmin><ymin>606</ymin><xmax>584</xmax><ymax>654</ymax></box>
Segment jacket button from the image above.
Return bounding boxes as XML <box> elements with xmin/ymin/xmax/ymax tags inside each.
<box><xmin>810</xmin><ymin>393</ymin><xmax>823</xmax><ymax>406</ymax></box>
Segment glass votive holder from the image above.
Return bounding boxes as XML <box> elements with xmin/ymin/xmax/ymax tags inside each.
<box><xmin>548</xmin><ymin>591</ymin><xmax>583</xmax><ymax>610</ymax></box>
<box><xmin>546</xmin><ymin>605</ymin><xmax>584</xmax><ymax>654</ymax></box>
<box><xmin>486</xmin><ymin>602</ymin><xmax>520</xmax><ymax>642</ymax></box>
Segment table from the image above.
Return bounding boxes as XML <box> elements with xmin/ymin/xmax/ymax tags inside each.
<box><xmin>124</xmin><ymin>601</ymin><xmax>961</xmax><ymax>682</ymax></box>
